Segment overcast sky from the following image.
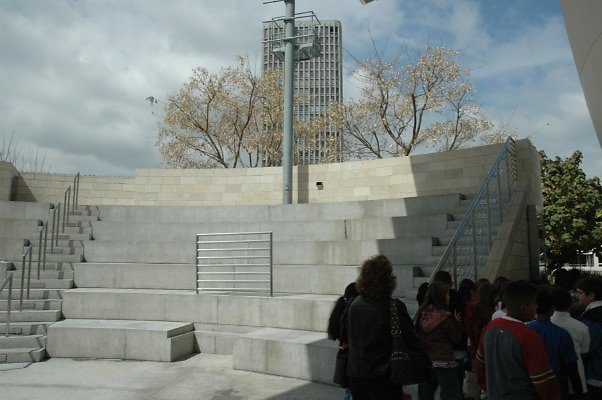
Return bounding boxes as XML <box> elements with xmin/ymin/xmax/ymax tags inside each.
<box><xmin>1</xmin><ymin>0</ymin><xmax>600</xmax><ymax>178</ymax></box>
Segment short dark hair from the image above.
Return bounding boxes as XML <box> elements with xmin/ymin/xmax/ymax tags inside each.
<box><xmin>535</xmin><ymin>287</ymin><xmax>554</xmax><ymax>315</ymax></box>
<box><xmin>433</xmin><ymin>271</ymin><xmax>452</xmax><ymax>285</ymax></box>
<box><xmin>552</xmin><ymin>286</ymin><xmax>573</xmax><ymax>311</ymax></box>
<box><xmin>576</xmin><ymin>277</ymin><xmax>602</xmax><ymax>301</ymax></box>
<box><xmin>502</xmin><ymin>280</ymin><xmax>536</xmax><ymax>314</ymax></box>
<box><xmin>356</xmin><ymin>255</ymin><xmax>396</xmax><ymax>303</ymax></box>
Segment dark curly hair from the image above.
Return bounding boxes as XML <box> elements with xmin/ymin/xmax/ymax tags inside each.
<box><xmin>356</xmin><ymin>255</ymin><xmax>396</xmax><ymax>303</ymax></box>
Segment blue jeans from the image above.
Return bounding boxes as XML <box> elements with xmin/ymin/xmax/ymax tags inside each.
<box><xmin>418</xmin><ymin>367</ymin><xmax>463</xmax><ymax>400</ymax></box>
<box><xmin>343</xmin><ymin>387</ymin><xmax>353</xmax><ymax>400</ymax></box>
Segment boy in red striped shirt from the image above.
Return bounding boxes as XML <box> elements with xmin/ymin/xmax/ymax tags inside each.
<box><xmin>476</xmin><ymin>280</ymin><xmax>561</xmax><ymax>399</ymax></box>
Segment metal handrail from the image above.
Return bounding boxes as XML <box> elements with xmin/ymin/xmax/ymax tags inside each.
<box><xmin>73</xmin><ymin>172</ymin><xmax>80</xmax><ymax>211</ymax></box>
<box><xmin>20</xmin><ymin>242</ymin><xmax>33</xmax><ymax>311</ymax></box>
<box><xmin>196</xmin><ymin>232</ymin><xmax>273</xmax><ymax>296</ymax></box>
<box><xmin>62</xmin><ymin>186</ymin><xmax>71</xmax><ymax>233</ymax></box>
<box><xmin>50</xmin><ymin>203</ymin><xmax>61</xmax><ymax>253</ymax></box>
<box><xmin>428</xmin><ymin>137</ymin><xmax>518</xmax><ymax>288</ymax></box>
<box><xmin>1</xmin><ymin>272</ymin><xmax>13</xmax><ymax>337</ymax></box>
<box><xmin>37</xmin><ymin>220</ymin><xmax>48</xmax><ymax>279</ymax></box>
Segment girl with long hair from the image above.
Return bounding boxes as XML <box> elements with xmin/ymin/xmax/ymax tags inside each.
<box><xmin>416</xmin><ymin>282</ymin><xmax>464</xmax><ymax>400</ymax></box>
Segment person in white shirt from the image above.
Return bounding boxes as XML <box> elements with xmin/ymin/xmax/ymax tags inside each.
<box><xmin>551</xmin><ymin>286</ymin><xmax>590</xmax><ymax>396</ymax></box>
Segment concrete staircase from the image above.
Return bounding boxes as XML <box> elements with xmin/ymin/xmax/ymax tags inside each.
<box><xmin>0</xmin><ymin>202</ymin><xmax>94</xmax><ymax>364</ymax></box>
<box><xmin>26</xmin><ymin>193</ymin><xmax>472</xmax><ymax>382</ymax></box>
<box><xmin>2</xmin><ymin>193</ymin><xmax>473</xmax><ymax>381</ymax></box>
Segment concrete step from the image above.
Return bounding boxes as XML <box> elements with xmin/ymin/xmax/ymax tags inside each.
<box><xmin>0</xmin><ymin>299</ymin><xmax>62</xmax><ymax>311</ymax></box>
<box><xmin>0</xmin><ymin>288</ymin><xmax>62</xmax><ymax>300</ymax></box>
<box><xmin>68</xmin><ymin>214</ymin><xmax>99</xmax><ymax>223</ymax></box>
<box><xmin>0</xmin><ymin>347</ymin><xmax>46</xmax><ymax>363</ymax></box>
<box><xmin>3</xmin><ymin>275</ymin><xmax>73</xmax><ymax>289</ymax></box>
<box><xmin>31</xmin><ymin>241</ymin><xmax>84</xmax><ymax>249</ymax></box>
<box><xmin>8</xmin><ymin>270</ymin><xmax>74</xmax><ymax>280</ymax></box>
<box><xmin>96</xmin><ymin>193</ymin><xmax>466</xmax><ymax>223</ymax></box>
<box><xmin>90</xmin><ymin>213</ymin><xmax>452</xmax><ymax>243</ymax></box>
<box><xmin>0</xmin><ymin>334</ymin><xmax>46</xmax><ymax>349</ymax></box>
<box><xmin>73</xmin><ymin>263</ymin><xmax>195</xmax><ymax>290</ymax></box>
<box><xmin>233</xmin><ymin>327</ymin><xmax>337</xmax><ymax>385</ymax></box>
<box><xmin>84</xmin><ymin>237</ymin><xmax>439</xmax><ymax>265</ymax></box>
<box><xmin>47</xmin><ymin>319</ymin><xmax>195</xmax><ymax>362</ymax></box>
<box><xmin>194</xmin><ymin>330</ymin><xmax>242</xmax><ymax>355</ymax></box>
<box><xmin>6</xmin><ymin>261</ymin><xmax>75</xmax><ymax>272</ymax></box>
<box><xmin>0</xmin><ymin>218</ymin><xmax>40</xmax><ymax>239</ymax></box>
<box><xmin>62</xmin><ymin>289</ymin><xmax>337</xmax><ymax>332</ymax></box>
<box><xmin>61</xmin><ymin>225</ymin><xmax>93</xmax><ymax>236</ymax></box>
<box><xmin>57</xmin><ymin>232</ymin><xmax>92</xmax><ymax>241</ymax></box>
<box><xmin>0</xmin><ymin>309</ymin><xmax>61</xmax><ymax>323</ymax></box>
<box><xmin>0</xmin><ymin>202</ymin><xmax>53</xmax><ymax>220</ymax></box>
<box><xmin>0</xmin><ymin>321</ymin><xmax>53</xmax><ymax>335</ymax></box>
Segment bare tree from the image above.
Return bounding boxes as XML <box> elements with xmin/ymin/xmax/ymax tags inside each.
<box><xmin>331</xmin><ymin>45</ymin><xmax>506</xmax><ymax>159</ymax></box>
<box><xmin>152</xmin><ymin>57</ymin><xmax>340</xmax><ymax>168</ymax></box>
<box><xmin>1</xmin><ymin>130</ymin><xmax>51</xmax><ymax>172</ymax></box>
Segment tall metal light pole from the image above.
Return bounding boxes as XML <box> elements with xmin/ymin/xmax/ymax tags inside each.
<box><xmin>264</xmin><ymin>1</ymin><xmax>321</xmax><ymax>204</ymax></box>
<box><xmin>282</xmin><ymin>0</ymin><xmax>295</xmax><ymax>205</ymax></box>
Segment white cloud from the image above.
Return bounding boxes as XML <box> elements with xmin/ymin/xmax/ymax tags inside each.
<box><xmin>0</xmin><ymin>0</ymin><xmax>599</xmax><ymax>178</ymax></box>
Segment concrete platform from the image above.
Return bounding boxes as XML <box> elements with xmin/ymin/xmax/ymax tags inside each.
<box><xmin>0</xmin><ymin>354</ymin><xmax>348</xmax><ymax>400</ymax></box>
<box><xmin>47</xmin><ymin>319</ymin><xmax>195</xmax><ymax>362</ymax></box>
<box><xmin>233</xmin><ymin>328</ymin><xmax>337</xmax><ymax>385</ymax></box>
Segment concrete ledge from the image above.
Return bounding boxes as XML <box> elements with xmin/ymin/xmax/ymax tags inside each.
<box><xmin>74</xmin><ymin>263</ymin><xmax>195</xmax><ymax>290</ymax></box>
<box><xmin>195</xmin><ymin>331</ymin><xmax>240</xmax><ymax>355</ymax></box>
<box><xmin>233</xmin><ymin>328</ymin><xmax>337</xmax><ymax>385</ymax></box>
<box><xmin>61</xmin><ymin>289</ymin><xmax>337</xmax><ymax>332</ymax></box>
<box><xmin>47</xmin><ymin>319</ymin><xmax>195</xmax><ymax>362</ymax></box>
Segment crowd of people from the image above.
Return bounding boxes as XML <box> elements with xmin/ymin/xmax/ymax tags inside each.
<box><xmin>328</xmin><ymin>255</ymin><xmax>602</xmax><ymax>400</ymax></box>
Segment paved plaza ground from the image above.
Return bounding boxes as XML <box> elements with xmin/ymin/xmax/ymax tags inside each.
<box><xmin>0</xmin><ymin>354</ymin><xmax>345</xmax><ymax>400</ymax></box>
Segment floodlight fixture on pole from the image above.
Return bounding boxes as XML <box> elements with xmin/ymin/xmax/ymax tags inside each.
<box><xmin>359</xmin><ymin>0</ymin><xmax>378</xmax><ymax>4</ymax></box>
<box><xmin>262</xmin><ymin>1</ymin><xmax>322</xmax><ymax>205</ymax></box>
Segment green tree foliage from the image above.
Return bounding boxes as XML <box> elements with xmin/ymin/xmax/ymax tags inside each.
<box><xmin>540</xmin><ymin>150</ymin><xmax>602</xmax><ymax>270</ymax></box>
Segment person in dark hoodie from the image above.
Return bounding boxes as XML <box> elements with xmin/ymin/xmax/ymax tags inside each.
<box><xmin>433</xmin><ymin>271</ymin><xmax>467</xmax><ymax>397</ymax></box>
<box><xmin>328</xmin><ymin>282</ymin><xmax>359</xmax><ymax>400</ymax></box>
<box><xmin>343</xmin><ymin>255</ymin><xmax>420</xmax><ymax>400</ymax></box>
<box><xmin>416</xmin><ymin>281</ymin><xmax>464</xmax><ymax>400</ymax></box>
<box><xmin>576</xmin><ymin>277</ymin><xmax>602</xmax><ymax>399</ymax></box>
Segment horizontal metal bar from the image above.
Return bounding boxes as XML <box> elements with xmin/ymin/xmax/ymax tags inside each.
<box><xmin>197</xmin><ymin>240</ymin><xmax>270</xmax><ymax>245</ymax></box>
<box><xmin>197</xmin><ymin>247</ymin><xmax>271</xmax><ymax>252</ymax></box>
<box><xmin>196</xmin><ymin>263</ymin><xmax>271</xmax><ymax>268</ymax></box>
<box><xmin>197</xmin><ymin>280</ymin><xmax>270</xmax><ymax>284</ymax></box>
<box><xmin>197</xmin><ymin>255</ymin><xmax>269</xmax><ymax>260</ymax></box>
<box><xmin>197</xmin><ymin>288</ymin><xmax>271</xmax><ymax>292</ymax></box>
<box><xmin>196</xmin><ymin>232</ymin><xmax>272</xmax><ymax>237</ymax></box>
<box><xmin>197</xmin><ymin>271</ymin><xmax>270</xmax><ymax>275</ymax></box>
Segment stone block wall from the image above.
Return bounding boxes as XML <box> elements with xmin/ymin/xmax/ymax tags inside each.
<box><xmin>13</xmin><ymin>140</ymin><xmax>541</xmax><ymax>207</ymax></box>
<box><xmin>0</xmin><ymin>161</ymin><xmax>18</xmax><ymax>201</ymax></box>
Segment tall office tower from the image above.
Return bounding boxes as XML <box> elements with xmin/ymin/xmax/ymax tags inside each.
<box><xmin>262</xmin><ymin>20</ymin><xmax>343</xmax><ymax>165</ymax></box>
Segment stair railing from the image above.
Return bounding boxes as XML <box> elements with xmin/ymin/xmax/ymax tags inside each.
<box><xmin>1</xmin><ymin>272</ymin><xmax>13</xmax><ymax>337</ymax></box>
<box><xmin>19</xmin><ymin>241</ymin><xmax>33</xmax><ymax>311</ymax></box>
<box><xmin>62</xmin><ymin>186</ymin><xmax>71</xmax><ymax>233</ymax></box>
<box><xmin>428</xmin><ymin>137</ymin><xmax>518</xmax><ymax>288</ymax></box>
<box><xmin>196</xmin><ymin>232</ymin><xmax>273</xmax><ymax>296</ymax></box>
<box><xmin>73</xmin><ymin>172</ymin><xmax>80</xmax><ymax>212</ymax></box>
<box><xmin>50</xmin><ymin>203</ymin><xmax>61</xmax><ymax>253</ymax></box>
<box><xmin>37</xmin><ymin>220</ymin><xmax>49</xmax><ymax>279</ymax></box>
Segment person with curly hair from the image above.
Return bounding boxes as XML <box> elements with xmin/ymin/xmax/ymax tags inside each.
<box><xmin>342</xmin><ymin>255</ymin><xmax>420</xmax><ymax>400</ymax></box>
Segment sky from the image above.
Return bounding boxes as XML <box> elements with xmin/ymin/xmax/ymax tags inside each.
<box><xmin>1</xmin><ymin>0</ymin><xmax>600</xmax><ymax>178</ymax></box>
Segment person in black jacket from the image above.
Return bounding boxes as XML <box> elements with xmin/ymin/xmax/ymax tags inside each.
<box><xmin>342</xmin><ymin>255</ymin><xmax>421</xmax><ymax>400</ymax></box>
<box><xmin>576</xmin><ymin>277</ymin><xmax>602</xmax><ymax>399</ymax></box>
